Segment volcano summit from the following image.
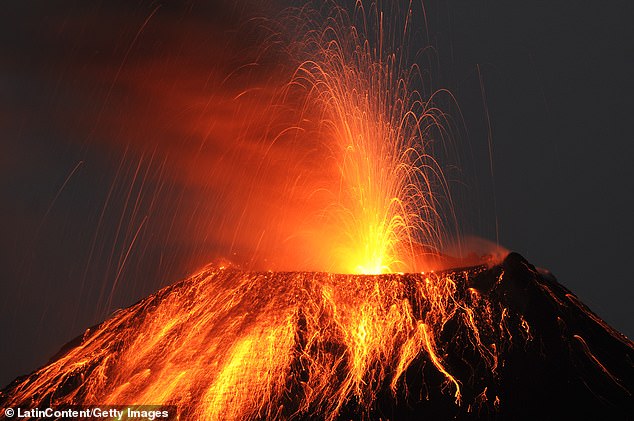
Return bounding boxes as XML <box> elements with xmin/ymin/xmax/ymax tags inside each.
<box><xmin>1</xmin><ymin>253</ymin><xmax>632</xmax><ymax>420</ymax></box>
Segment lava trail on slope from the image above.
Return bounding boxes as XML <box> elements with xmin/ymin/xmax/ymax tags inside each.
<box><xmin>1</xmin><ymin>253</ymin><xmax>632</xmax><ymax>420</ymax></box>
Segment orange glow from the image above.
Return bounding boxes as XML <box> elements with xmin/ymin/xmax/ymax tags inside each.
<box><xmin>63</xmin><ymin>1</ymin><xmax>459</xmax><ymax>276</ymax></box>
<box><xmin>2</xmin><ymin>264</ymin><xmax>522</xmax><ymax>419</ymax></box>
<box><xmin>282</xmin><ymin>3</ymin><xmax>454</xmax><ymax>274</ymax></box>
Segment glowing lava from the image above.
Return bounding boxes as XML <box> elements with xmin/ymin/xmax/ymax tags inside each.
<box><xmin>0</xmin><ymin>263</ymin><xmax>517</xmax><ymax>420</ymax></box>
<box><xmin>4</xmin><ymin>255</ymin><xmax>633</xmax><ymax>419</ymax></box>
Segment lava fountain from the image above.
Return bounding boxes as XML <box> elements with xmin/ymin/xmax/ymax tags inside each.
<box><xmin>281</xmin><ymin>2</ymin><xmax>457</xmax><ymax>274</ymax></box>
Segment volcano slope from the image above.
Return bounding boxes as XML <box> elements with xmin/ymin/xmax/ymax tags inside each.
<box><xmin>1</xmin><ymin>253</ymin><xmax>632</xmax><ymax>420</ymax></box>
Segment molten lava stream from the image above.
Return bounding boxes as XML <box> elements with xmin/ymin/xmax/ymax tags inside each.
<box><xmin>2</xmin><ymin>262</ymin><xmax>524</xmax><ymax>420</ymax></box>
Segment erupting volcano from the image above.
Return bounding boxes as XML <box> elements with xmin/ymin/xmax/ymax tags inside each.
<box><xmin>2</xmin><ymin>1</ymin><xmax>632</xmax><ymax>420</ymax></box>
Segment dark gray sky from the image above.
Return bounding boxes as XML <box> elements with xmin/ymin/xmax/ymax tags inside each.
<box><xmin>1</xmin><ymin>0</ymin><xmax>632</xmax><ymax>388</ymax></box>
<box><xmin>436</xmin><ymin>0</ymin><xmax>634</xmax><ymax>342</ymax></box>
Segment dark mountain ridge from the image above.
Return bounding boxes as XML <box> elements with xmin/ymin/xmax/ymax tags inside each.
<box><xmin>1</xmin><ymin>253</ymin><xmax>632</xmax><ymax>420</ymax></box>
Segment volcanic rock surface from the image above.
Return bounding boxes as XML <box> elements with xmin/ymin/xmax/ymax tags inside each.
<box><xmin>1</xmin><ymin>253</ymin><xmax>632</xmax><ymax>420</ymax></box>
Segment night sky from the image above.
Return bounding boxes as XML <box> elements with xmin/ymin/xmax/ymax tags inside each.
<box><xmin>1</xmin><ymin>0</ymin><xmax>632</xmax><ymax>388</ymax></box>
